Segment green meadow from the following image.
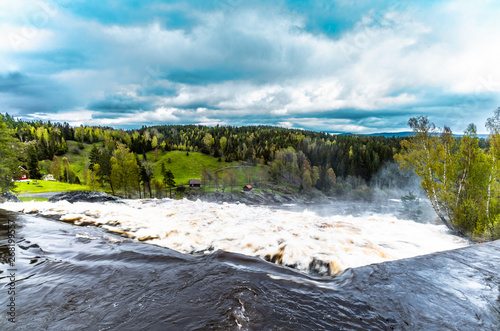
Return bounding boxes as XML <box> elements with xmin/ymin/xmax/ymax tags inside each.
<box><xmin>150</xmin><ymin>150</ymin><xmax>240</xmax><ymax>185</ymax></box>
<box><xmin>14</xmin><ymin>180</ymin><xmax>91</xmax><ymax>195</ymax></box>
<box><xmin>22</xmin><ymin>143</ymin><xmax>271</xmax><ymax>195</ymax></box>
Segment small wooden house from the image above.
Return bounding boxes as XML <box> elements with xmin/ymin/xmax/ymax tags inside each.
<box><xmin>243</xmin><ymin>184</ymin><xmax>252</xmax><ymax>192</ymax></box>
<box><xmin>14</xmin><ymin>166</ymin><xmax>29</xmax><ymax>181</ymax></box>
<box><xmin>189</xmin><ymin>179</ymin><xmax>201</xmax><ymax>189</ymax></box>
<box><xmin>43</xmin><ymin>174</ymin><xmax>56</xmax><ymax>181</ymax></box>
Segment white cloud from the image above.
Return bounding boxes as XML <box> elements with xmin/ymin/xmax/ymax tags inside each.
<box><xmin>3</xmin><ymin>1</ymin><xmax>500</xmax><ymax>132</ymax></box>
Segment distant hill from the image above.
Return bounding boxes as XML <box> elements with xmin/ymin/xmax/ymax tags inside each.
<box><xmin>337</xmin><ymin>131</ymin><xmax>489</xmax><ymax>139</ymax></box>
<box><xmin>367</xmin><ymin>132</ymin><xmax>413</xmax><ymax>138</ymax></box>
<box><xmin>336</xmin><ymin>131</ymin><xmax>412</xmax><ymax>137</ymax></box>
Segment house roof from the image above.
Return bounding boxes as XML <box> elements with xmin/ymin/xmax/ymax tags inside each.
<box><xmin>189</xmin><ymin>179</ymin><xmax>201</xmax><ymax>184</ymax></box>
<box><xmin>244</xmin><ymin>185</ymin><xmax>252</xmax><ymax>188</ymax></box>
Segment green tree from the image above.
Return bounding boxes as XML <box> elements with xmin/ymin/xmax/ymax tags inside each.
<box><xmin>395</xmin><ymin>116</ymin><xmax>499</xmax><ymax>239</ymax></box>
<box><xmin>311</xmin><ymin>166</ymin><xmax>320</xmax><ymax>186</ymax></box>
<box><xmin>302</xmin><ymin>169</ymin><xmax>312</xmax><ymax>191</ymax></box>
<box><xmin>220</xmin><ymin>136</ymin><xmax>227</xmax><ymax>156</ymax></box>
<box><xmin>140</xmin><ymin>160</ymin><xmax>155</xmax><ymax>198</ymax></box>
<box><xmin>485</xmin><ymin>107</ymin><xmax>500</xmax><ymax>235</ymax></box>
<box><xmin>202</xmin><ymin>133</ymin><xmax>214</xmax><ymax>154</ymax></box>
<box><xmin>27</xmin><ymin>144</ymin><xmax>41</xmax><ymax>179</ymax></box>
<box><xmin>163</xmin><ymin>169</ymin><xmax>176</xmax><ymax>198</ymax></box>
<box><xmin>326</xmin><ymin>167</ymin><xmax>336</xmax><ymax>190</ymax></box>
<box><xmin>269</xmin><ymin>159</ymin><xmax>284</xmax><ymax>187</ymax></box>
<box><xmin>98</xmin><ymin>149</ymin><xmax>114</xmax><ymax>195</ymax></box>
<box><xmin>88</xmin><ymin>144</ymin><xmax>101</xmax><ymax>170</ymax></box>
<box><xmin>0</xmin><ymin>116</ymin><xmax>19</xmax><ymax>192</ymax></box>
<box><xmin>61</xmin><ymin>157</ymin><xmax>76</xmax><ymax>184</ymax></box>
<box><xmin>49</xmin><ymin>156</ymin><xmax>62</xmax><ymax>181</ymax></box>
<box><xmin>87</xmin><ymin>164</ymin><xmax>101</xmax><ymax>191</ymax></box>
<box><xmin>394</xmin><ymin>116</ymin><xmax>452</xmax><ymax>229</ymax></box>
<box><xmin>111</xmin><ymin>144</ymin><xmax>140</xmax><ymax>198</ymax></box>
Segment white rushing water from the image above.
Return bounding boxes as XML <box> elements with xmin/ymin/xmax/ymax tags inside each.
<box><xmin>2</xmin><ymin>198</ymin><xmax>469</xmax><ymax>275</ymax></box>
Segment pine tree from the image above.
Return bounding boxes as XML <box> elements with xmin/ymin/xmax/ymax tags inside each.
<box><xmin>89</xmin><ymin>144</ymin><xmax>101</xmax><ymax>170</ymax></box>
<box><xmin>163</xmin><ymin>170</ymin><xmax>176</xmax><ymax>198</ymax></box>
<box><xmin>98</xmin><ymin>149</ymin><xmax>114</xmax><ymax>195</ymax></box>
<box><xmin>27</xmin><ymin>144</ymin><xmax>41</xmax><ymax>179</ymax></box>
<box><xmin>0</xmin><ymin>115</ymin><xmax>19</xmax><ymax>192</ymax></box>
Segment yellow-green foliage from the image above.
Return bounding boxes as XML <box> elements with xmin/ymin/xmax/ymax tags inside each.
<box><xmin>395</xmin><ymin>115</ymin><xmax>500</xmax><ymax>241</ymax></box>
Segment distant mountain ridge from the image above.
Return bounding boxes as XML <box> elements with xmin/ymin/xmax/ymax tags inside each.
<box><xmin>336</xmin><ymin>131</ymin><xmax>412</xmax><ymax>137</ymax></box>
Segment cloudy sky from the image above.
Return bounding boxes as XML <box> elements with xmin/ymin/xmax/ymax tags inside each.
<box><xmin>1</xmin><ymin>0</ymin><xmax>500</xmax><ymax>133</ymax></box>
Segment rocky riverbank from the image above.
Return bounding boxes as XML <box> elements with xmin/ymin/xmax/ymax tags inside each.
<box><xmin>48</xmin><ymin>191</ymin><xmax>122</xmax><ymax>203</ymax></box>
<box><xmin>186</xmin><ymin>189</ymin><xmax>331</xmax><ymax>206</ymax></box>
<box><xmin>0</xmin><ymin>191</ymin><xmax>21</xmax><ymax>203</ymax></box>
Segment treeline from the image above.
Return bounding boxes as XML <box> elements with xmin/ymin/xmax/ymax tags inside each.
<box><xmin>1</xmin><ymin>113</ymin><xmax>407</xmax><ymax>197</ymax></box>
<box><xmin>145</xmin><ymin>125</ymin><xmax>398</xmax><ymax>186</ymax></box>
<box><xmin>2</xmin><ymin>113</ymin><xmax>402</xmax><ymax>187</ymax></box>
<box><xmin>395</xmin><ymin>111</ymin><xmax>500</xmax><ymax>240</ymax></box>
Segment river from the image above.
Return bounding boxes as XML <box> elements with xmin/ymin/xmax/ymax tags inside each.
<box><xmin>0</xmin><ymin>199</ymin><xmax>499</xmax><ymax>330</ymax></box>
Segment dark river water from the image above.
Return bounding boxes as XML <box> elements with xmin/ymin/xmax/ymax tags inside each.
<box><xmin>0</xmin><ymin>208</ymin><xmax>499</xmax><ymax>330</ymax></box>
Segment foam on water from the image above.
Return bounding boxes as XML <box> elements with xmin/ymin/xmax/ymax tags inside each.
<box><xmin>2</xmin><ymin>198</ymin><xmax>468</xmax><ymax>275</ymax></box>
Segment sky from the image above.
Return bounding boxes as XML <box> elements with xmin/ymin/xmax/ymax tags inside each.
<box><xmin>1</xmin><ymin>0</ymin><xmax>500</xmax><ymax>134</ymax></box>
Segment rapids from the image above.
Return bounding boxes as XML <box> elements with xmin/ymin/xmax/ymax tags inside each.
<box><xmin>1</xmin><ymin>198</ymin><xmax>468</xmax><ymax>276</ymax></box>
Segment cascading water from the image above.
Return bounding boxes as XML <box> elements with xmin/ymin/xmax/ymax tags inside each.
<box><xmin>1</xmin><ymin>205</ymin><xmax>499</xmax><ymax>330</ymax></box>
<box><xmin>1</xmin><ymin>198</ymin><xmax>468</xmax><ymax>276</ymax></box>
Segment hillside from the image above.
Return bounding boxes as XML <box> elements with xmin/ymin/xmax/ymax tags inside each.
<box><xmin>2</xmin><ymin>114</ymin><xmax>407</xmax><ymax>198</ymax></box>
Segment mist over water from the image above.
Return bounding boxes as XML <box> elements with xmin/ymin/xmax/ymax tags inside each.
<box><xmin>2</xmin><ymin>197</ymin><xmax>468</xmax><ymax>276</ymax></box>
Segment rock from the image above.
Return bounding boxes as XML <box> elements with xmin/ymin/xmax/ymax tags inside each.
<box><xmin>49</xmin><ymin>191</ymin><xmax>121</xmax><ymax>203</ymax></box>
<box><xmin>0</xmin><ymin>191</ymin><xmax>22</xmax><ymax>203</ymax></box>
<box><xmin>138</xmin><ymin>235</ymin><xmax>160</xmax><ymax>241</ymax></box>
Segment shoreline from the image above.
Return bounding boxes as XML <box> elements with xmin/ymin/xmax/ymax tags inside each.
<box><xmin>17</xmin><ymin>192</ymin><xmax>66</xmax><ymax>199</ymax></box>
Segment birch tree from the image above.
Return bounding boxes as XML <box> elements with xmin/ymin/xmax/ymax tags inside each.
<box><xmin>111</xmin><ymin>143</ymin><xmax>140</xmax><ymax>198</ymax></box>
<box><xmin>394</xmin><ymin>116</ymin><xmax>453</xmax><ymax>230</ymax></box>
<box><xmin>395</xmin><ymin>115</ymin><xmax>499</xmax><ymax>240</ymax></box>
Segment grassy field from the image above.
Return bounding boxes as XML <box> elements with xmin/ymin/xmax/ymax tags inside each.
<box><xmin>148</xmin><ymin>150</ymin><xmax>241</xmax><ymax>185</ymax></box>
<box><xmin>38</xmin><ymin>141</ymin><xmax>94</xmax><ymax>180</ymax></box>
<box><xmin>13</xmin><ymin>180</ymin><xmax>91</xmax><ymax>194</ymax></box>
<box><xmin>31</xmin><ymin>142</ymin><xmax>274</xmax><ymax>195</ymax></box>
<box><xmin>63</xmin><ymin>141</ymin><xmax>94</xmax><ymax>176</ymax></box>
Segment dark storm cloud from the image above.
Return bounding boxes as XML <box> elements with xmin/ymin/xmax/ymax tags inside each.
<box><xmin>0</xmin><ymin>72</ymin><xmax>76</xmax><ymax>114</ymax></box>
<box><xmin>88</xmin><ymin>94</ymin><xmax>153</xmax><ymax>113</ymax></box>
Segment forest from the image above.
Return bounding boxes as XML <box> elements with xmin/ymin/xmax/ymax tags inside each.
<box><xmin>0</xmin><ymin>113</ymin><xmax>403</xmax><ymax>197</ymax></box>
